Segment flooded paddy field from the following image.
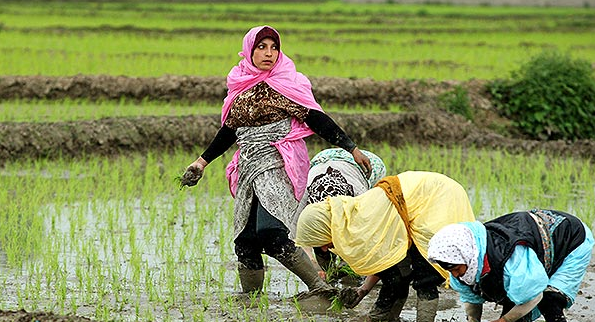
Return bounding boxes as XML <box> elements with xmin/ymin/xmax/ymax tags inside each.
<box><xmin>0</xmin><ymin>144</ymin><xmax>593</xmax><ymax>322</ymax></box>
<box><xmin>1</xmin><ymin>2</ymin><xmax>594</xmax><ymax>321</ymax></box>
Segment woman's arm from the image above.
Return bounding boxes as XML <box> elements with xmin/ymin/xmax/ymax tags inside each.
<box><xmin>496</xmin><ymin>245</ymin><xmax>548</xmax><ymax>322</ymax></box>
<box><xmin>304</xmin><ymin>110</ymin><xmax>371</xmax><ymax>176</ymax></box>
<box><xmin>493</xmin><ymin>293</ymin><xmax>542</xmax><ymax>322</ymax></box>
<box><xmin>502</xmin><ymin>245</ymin><xmax>548</xmax><ymax>302</ymax></box>
<box><xmin>304</xmin><ymin>110</ymin><xmax>356</xmax><ymax>151</ymax></box>
<box><xmin>188</xmin><ymin>125</ymin><xmax>237</xmax><ymax>170</ymax></box>
<box><xmin>340</xmin><ymin>275</ymin><xmax>380</xmax><ymax>309</ymax></box>
<box><xmin>359</xmin><ymin>275</ymin><xmax>380</xmax><ymax>295</ymax></box>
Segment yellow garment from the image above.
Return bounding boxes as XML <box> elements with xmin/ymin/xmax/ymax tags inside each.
<box><xmin>396</xmin><ymin>171</ymin><xmax>476</xmax><ymax>281</ymax></box>
<box><xmin>375</xmin><ymin>175</ymin><xmax>411</xmax><ymax>242</ymax></box>
<box><xmin>296</xmin><ymin>171</ymin><xmax>475</xmax><ymax>279</ymax></box>
<box><xmin>296</xmin><ymin>187</ymin><xmax>409</xmax><ymax>276</ymax></box>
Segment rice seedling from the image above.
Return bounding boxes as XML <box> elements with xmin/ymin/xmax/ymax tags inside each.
<box><xmin>0</xmin><ymin>1</ymin><xmax>593</xmax><ymax>80</ymax></box>
<box><xmin>1</xmin><ymin>1</ymin><xmax>594</xmax><ymax>312</ymax></box>
<box><xmin>0</xmin><ymin>142</ymin><xmax>589</xmax><ymax>320</ymax></box>
<box><xmin>327</xmin><ymin>287</ymin><xmax>350</xmax><ymax>315</ymax></box>
<box><xmin>0</xmin><ymin>99</ymin><xmax>405</xmax><ymax>123</ymax></box>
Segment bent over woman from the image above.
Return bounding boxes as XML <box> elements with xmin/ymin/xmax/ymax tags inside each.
<box><xmin>428</xmin><ymin>209</ymin><xmax>594</xmax><ymax>322</ymax></box>
<box><xmin>296</xmin><ymin>171</ymin><xmax>475</xmax><ymax>322</ymax></box>
<box><xmin>181</xmin><ymin>25</ymin><xmax>371</xmax><ymax>296</ymax></box>
<box><xmin>296</xmin><ymin>148</ymin><xmax>387</xmax><ymax>279</ymax></box>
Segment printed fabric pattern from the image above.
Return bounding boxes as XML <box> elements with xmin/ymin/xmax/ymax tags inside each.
<box><xmin>233</xmin><ymin>119</ymin><xmax>301</xmax><ymax>240</ymax></box>
<box><xmin>527</xmin><ymin>208</ymin><xmax>566</xmax><ymax>273</ymax></box>
<box><xmin>310</xmin><ymin>148</ymin><xmax>386</xmax><ymax>187</ymax></box>
<box><xmin>224</xmin><ymin>82</ymin><xmax>309</xmax><ymax>129</ymax></box>
<box><xmin>307</xmin><ymin>165</ymin><xmax>355</xmax><ymax>204</ymax></box>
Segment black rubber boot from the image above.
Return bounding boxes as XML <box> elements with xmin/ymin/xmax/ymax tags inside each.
<box><xmin>275</xmin><ymin>247</ymin><xmax>332</xmax><ymax>292</ymax></box>
<box><xmin>416</xmin><ymin>297</ymin><xmax>438</xmax><ymax>322</ymax></box>
<box><xmin>238</xmin><ymin>263</ymin><xmax>264</xmax><ymax>294</ymax></box>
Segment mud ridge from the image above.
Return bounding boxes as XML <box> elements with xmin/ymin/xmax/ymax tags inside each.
<box><xmin>0</xmin><ymin>75</ymin><xmax>489</xmax><ymax>108</ymax></box>
<box><xmin>1</xmin><ymin>75</ymin><xmax>594</xmax><ymax>164</ymax></box>
<box><xmin>1</xmin><ymin>111</ymin><xmax>594</xmax><ymax>166</ymax></box>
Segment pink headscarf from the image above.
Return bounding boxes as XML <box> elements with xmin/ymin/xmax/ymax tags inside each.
<box><xmin>222</xmin><ymin>25</ymin><xmax>323</xmax><ymax>200</ymax></box>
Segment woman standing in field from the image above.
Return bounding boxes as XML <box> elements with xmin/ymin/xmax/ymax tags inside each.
<box><xmin>296</xmin><ymin>171</ymin><xmax>476</xmax><ymax>322</ymax></box>
<box><xmin>180</xmin><ymin>25</ymin><xmax>371</xmax><ymax>295</ymax></box>
<box><xmin>428</xmin><ymin>209</ymin><xmax>594</xmax><ymax>322</ymax></box>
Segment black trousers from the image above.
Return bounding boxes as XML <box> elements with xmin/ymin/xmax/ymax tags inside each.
<box><xmin>374</xmin><ymin>244</ymin><xmax>446</xmax><ymax>309</ymax></box>
<box><xmin>234</xmin><ymin>195</ymin><xmax>296</xmax><ymax>270</ymax></box>
<box><xmin>409</xmin><ymin>244</ymin><xmax>445</xmax><ymax>300</ymax></box>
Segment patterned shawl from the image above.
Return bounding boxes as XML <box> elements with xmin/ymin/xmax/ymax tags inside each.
<box><xmin>222</xmin><ymin>25</ymin><xmax>323</xmax><ymax>200</ymax></box>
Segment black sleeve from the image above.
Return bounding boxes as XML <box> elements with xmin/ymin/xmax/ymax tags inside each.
<box><xmin>200</xmin><ymin>125</ymin><xmax>237</xmax><ymax>163</ymax></box>
<box><xmin>304</xmin><ymin>109</ymin><xmax>357</xmax><ymax>152</ymax></box>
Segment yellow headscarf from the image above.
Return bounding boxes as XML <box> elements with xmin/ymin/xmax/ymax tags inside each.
<box><xmin>296</xmin><ymin>187</ymin><xmax>409</xmax><ymax>276</ymax></box>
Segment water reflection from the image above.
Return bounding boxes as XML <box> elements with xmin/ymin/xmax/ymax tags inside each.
<box><xmin>0</xmin><ymin>187</ymin><xmax>591</xmax><ymax>322</ymax></box>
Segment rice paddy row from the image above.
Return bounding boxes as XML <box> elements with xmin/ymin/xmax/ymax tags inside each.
<box><xmin>1</xmin><ymin>1</ymin><xmax>594</xmax><ymax>80</ymax></box>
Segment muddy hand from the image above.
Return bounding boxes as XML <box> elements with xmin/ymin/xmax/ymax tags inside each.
<box><xmin>339</xmin><ymin>286</ymin><xmax>367</xmax><ymax>309</ymax></box>
<box><xmin>352</xmin><ymin>148</ymin><xmax>372</xmax><ymax>178</ymax></box>
<box><xmin>180</xmin><ymin>165</ymin><xmax>203</xmax><ymax>188</ymax></box>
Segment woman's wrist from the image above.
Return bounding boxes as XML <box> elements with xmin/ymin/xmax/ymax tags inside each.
<box><xmin>196</xmin><ymin>157</ymin><xmax>208</xmax><ymax>169</ymax></box>
<box><xmin>357</xmin><ymin>285</ymin><xmax>370</xmax><ymax>294</ymax></box>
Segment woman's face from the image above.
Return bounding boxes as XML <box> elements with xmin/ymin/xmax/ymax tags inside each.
<box><xmin>252</xmin><ymin>38</ymin><xmax>279</xmax><ymax>70</ymax></box>
<box><xmin>320</xmin><ymin>243</ymin><xmax>334</xmax><ymax>252</ymax></box>
<box><xmin>447</xmin><ymin>264</ymin><xmax>468</xmax><ymax>278</ymax></box>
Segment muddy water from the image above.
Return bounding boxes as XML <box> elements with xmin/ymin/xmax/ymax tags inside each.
<box><xmin>0</xmin><ymin>193</ymin><xmax>593</xmax><ymax>322</ymax></box>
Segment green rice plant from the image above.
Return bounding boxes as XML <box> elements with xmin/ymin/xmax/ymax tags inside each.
<box><xmin>292</xmin><ymin>296</ymin><xmax>303</xmax><ymax>319</ymax></box>
<box><xmin>0</xmin><ymin>99</ymin><xmax>221</xmax><ymax>123</ymax></box>
<box><xmin>0</xmin><ymin>144</ymin><xmax>593</xmax><ymax>321</ymax></box>
<box><xmin>322</xmin><ymin>255</ymin><xmax>360</xmax><ymax>285</ymax></box>
<box><xmin>0</xmin><ymin>99</ymin><xmax>407</xmax><ymax>123</ymax></box>
<box><xmin>0</xmin><ymin>2</ymin><xmax>594</xmax><ymax>80</ymax></box>
<box><xmin>328</xmin><ymin>294</ymin><xmax>344</xmax><ymax>313</ymax></box>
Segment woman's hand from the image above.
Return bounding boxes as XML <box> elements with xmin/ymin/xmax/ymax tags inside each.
<box><xmin>180</xmin><ymin>158</ymin><xmax>208</xmax><ymax>188</ymax></box>
<box><xmin>317</xmin><ymin>270</ymin><xmax>327</xmax><ymax>280</ymax></box>
<box><xmin>351</xmin><ymin>147</ymin><xmax>372</xmax><ymax>178</ymax></box>
<box><xmin>188</xmin><ymin>157</ymin><xmax>208</xmax><ymax>172</ymax></box>
<box><xmin>339</xmin><ymin>286</ymin><xmax>370</xmax><ymax>309</ymax></box>
<box><xmin>302</xmin><ymin>247</ymin><xmax>327</xmax><ymax>280</ymax></box>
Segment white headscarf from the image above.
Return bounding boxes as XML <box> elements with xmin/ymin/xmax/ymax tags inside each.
<box><xmin>427</xmin><ymin>224</ymin><xmax>479</xmax><ymax>285</ymax></box>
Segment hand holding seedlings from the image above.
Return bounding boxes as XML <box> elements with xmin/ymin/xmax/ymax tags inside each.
<box><xmin>339</xmin><ymin>286</ymin><xmax>369</xmax><ymax>309</ymax></box>
<box><xmin>179</xmin><ymin>157</ymin><xmax>208</xmax><ymax>189</ymax></box>
<box><xmin>180</xmin><ymin>165</ymin><xmax>203</xmax><ymax>188</ymax></box>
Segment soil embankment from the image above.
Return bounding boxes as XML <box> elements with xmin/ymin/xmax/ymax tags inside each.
<box><xmin>1</xmin><ymin>75</ymin><xmax>594</xmax><ymax>164</ymax></box>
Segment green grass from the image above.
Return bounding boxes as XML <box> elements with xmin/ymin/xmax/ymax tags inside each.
<box><xmin>0</xmin><ymin>99</ymin><xmax>403</xmax><ymax>122</ymax></box>
<box><xmin>0</xmin><ymin>99</ymin><xmax>219</xmax><ymax>122</ymax></box>
<box><xmin>0</xmin><ymin>1</ymin><xmax>593</xmax><ymax>80</ymax></box>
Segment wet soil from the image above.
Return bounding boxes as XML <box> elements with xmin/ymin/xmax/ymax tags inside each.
<box><xmin>2</xmin><ymin>252</ymin><xmax>593</xmax><ymax>322</ymax></box>
<box><xmin>0</xmin><ymin>309</ymin><xmax>95</xmax><ymax>322</ymax></box>
<box><xmin>1</xmin><ymin>75</ymin><xmax>594</xmax><ymax>321</ymax></box>
<box><xmin>1</xmin><ymin>76</ymin><xmax>595</xmax><ymax>165</ymax></box>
